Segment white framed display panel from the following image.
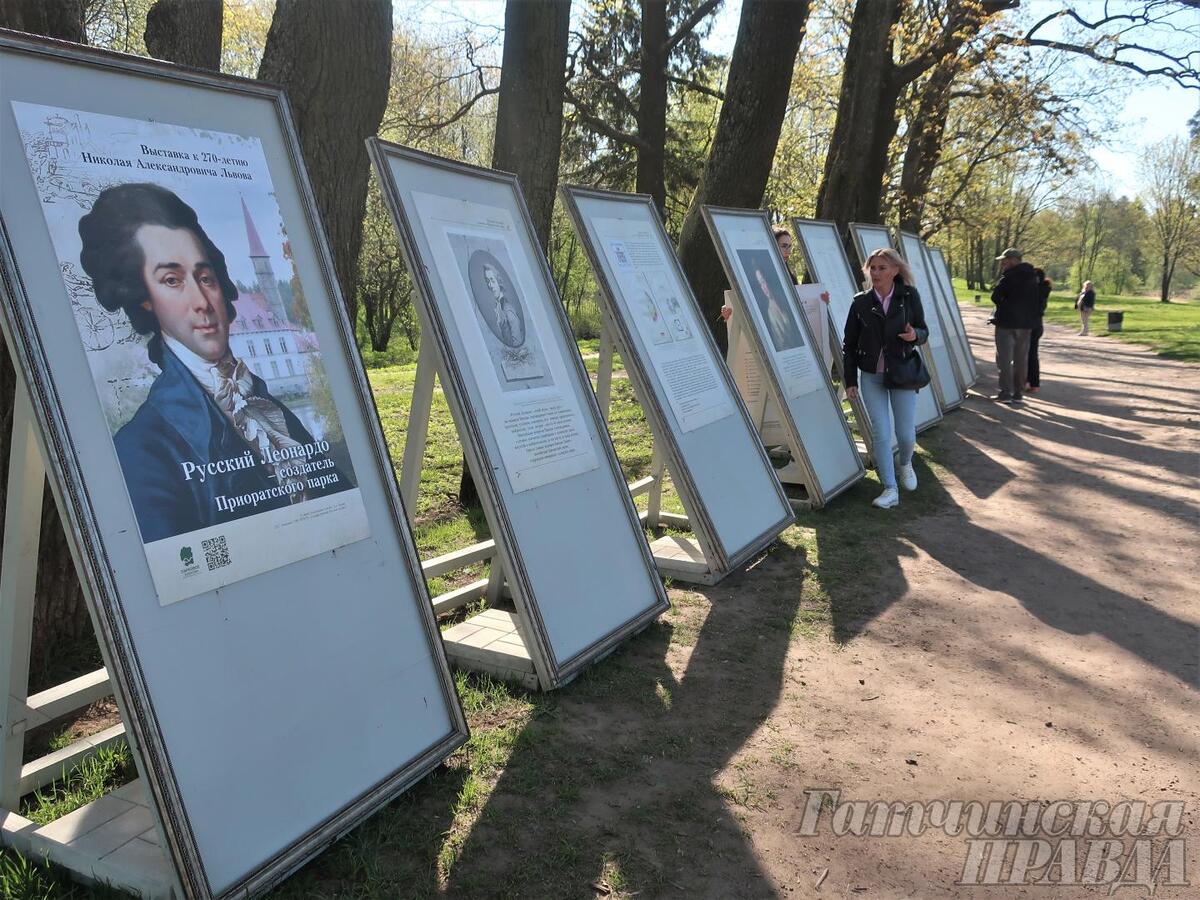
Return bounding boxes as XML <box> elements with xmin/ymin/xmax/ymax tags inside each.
<box><xmin>589</xmin><ymin>316</ymin><xmax>756</xmax><ymax>578</ymax></box>
<box><xmin>367</xmin><ymin>140</ymin><xmax>669</xmax><ymax>690</ymax></box>
<box><xmin>0</xmin><ymin>32</ymin><xmax>468</xmax><ymax>900</ymax></box>
<box><xmin>848</xmin><ymin>223</ymin><xmax>944</xmax><ymax>433</ymax></box>
<box><xmin>897</xmin><ymin>230</ymin><xmax>966</xmax><ymax>410</ymax></box>
<box><xmin>789</xmin><ymin>217</ymin><xmax>892</xmax><ymax>462</ymax></box>
<box><xmin>915</xmin><ymin>239</ymin><xmax>975</xmax><ymax>392</ymax></box>
<box><xmin>701</xmin><ymin>206</ymin><xmax>864</xmax><ymax>507</ymax></box>
<box><xmin>560</xmin><ymin>185</ymin><xmax>795</xmax><ymax>580</ymax></box>
<box><xmin>925</xmin><ymin>244</ymin><xmax>979</xmax><ymax>385</ymax></box>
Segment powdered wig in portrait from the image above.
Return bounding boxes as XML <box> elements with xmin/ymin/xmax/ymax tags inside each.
<box><xmin>78</xmin><ymin>182</ymin><xmax>238</xmax><ymax>364</ymax></box>
<box><xmin>861</xmin><ymin>247</ymin><xmax>915</xmax><ymax>290</ymax></box>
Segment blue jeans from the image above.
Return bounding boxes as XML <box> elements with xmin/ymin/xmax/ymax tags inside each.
<box><xmin>859</xmin><ymin>371</ymin><xmax>916</xmax><ymax>489</ymax></box>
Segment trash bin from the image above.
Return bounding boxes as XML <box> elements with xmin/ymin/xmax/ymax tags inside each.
<box><xmin>1107</xmin><ymin>310</ymin><xmax>1124</xmax><ymax>332</ymax></box>
<box><xmin>974</xmin><ymin>294</ymin><xmax>981</xmax><ymax>304</ymax></box>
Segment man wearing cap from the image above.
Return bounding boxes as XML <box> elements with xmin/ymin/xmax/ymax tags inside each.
<box><xmin>990</xmin><ymin>248</ymin><xmax>1041</xmax><ymax>405</ymax></box>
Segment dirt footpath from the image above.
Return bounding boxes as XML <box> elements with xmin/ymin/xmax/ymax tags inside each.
<box><xmin>733</xmin><ymin>306</ymin><xmax>1199</xmax><ymax>897</ymax></box>
<box><xmin>430</xmin><ymin>306</ymin><xmax>1197</xmax><ymax>900</ymax></box>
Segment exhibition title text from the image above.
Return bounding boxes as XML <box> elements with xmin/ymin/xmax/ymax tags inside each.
<box><xmin>79</xmin><ymin>143</ymin><xmax>253</xmax><ymax>181</ymax></box>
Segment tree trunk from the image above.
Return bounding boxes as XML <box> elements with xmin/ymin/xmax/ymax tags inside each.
<box><xmin>257</xmin><ymin>0</ymin><xmax>393</xmax><ymax>329</ymax></box>
<box><xmin>814</xmin><ymin>0</ymin><xmax>902</xmax><ymax>233</ymax></box>
<box><xmin>0</xmin><ymin>0</ymin><xmax>92</xmax><ymax>680</ymax></box>
<box><xmin>144</xmin><ymin>0</ymin><xmax>222</xmax><ymax>71</ymax></box>
<box><xmin>1160</xmin><ymin>253</ymin><xmax>1172</xmax><ymax>302</ymax></box>
<box><xmin>636</xmin><ymin>0</ymin><xmax>668</xmax><ymax>218</ymax></box>
<box><xmin>0</xmin><ymin>0</ymin><xmax>85</xmax><ymax>42</ymax></box>
<box><xmin>675</xmin><ymin>0</ymin><xmax>810</xmax><ymax>347</ymax></box>
<box><xmin>459</xmin><ymin>0</ymin><xmax>571</xmax><ymax>510</ymax></box>
<box><xmin>897</xmin><ymin>61</ymin><xmax>956</xmax><ymax>234</ymax></box>
<box><xmin>490</xmin><ymin>0</ymin><xmax>571</xmax><ymax>249</ymax></box>
<box><xmin>816</xmin><ymin>1</ymin><xmax>1007</xmax><ymax>242</ymax></box>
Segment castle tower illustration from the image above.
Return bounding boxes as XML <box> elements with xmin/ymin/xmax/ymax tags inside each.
<box><xmin>241</xmin><ymin>197</ymin><xmax>289</xmax><ymax>325</ymax></box>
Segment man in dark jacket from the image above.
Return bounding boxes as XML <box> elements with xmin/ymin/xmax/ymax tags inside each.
<box><xmin>990</xmin><ymin>248</ymin><xmax>1041</xmax><ymax>404</ymax></box>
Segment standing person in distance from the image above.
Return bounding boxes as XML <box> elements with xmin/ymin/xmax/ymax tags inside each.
<box><xmin>774</xmin><ymin>226</ymin><xmax>799</xmax><ymax>285</ymax></box>
<box><xmin>842</xmin><ymin>248</ymin><xmax>929</xmax><ymax>510</ymax></box>
<box><xmin>1076</xmin><ymin>280</ymin><xmax>1096</xmax><ymax>335</ymax></box>
<box><xmin>990</xmin><ymin>248</ymin><xmax>1041</xmax><ymax>405</ymax></box>
<box><xmin>1027</xmin><ymin>267</ymin><xmax>1052</xmax><ymax>394</ymax></box>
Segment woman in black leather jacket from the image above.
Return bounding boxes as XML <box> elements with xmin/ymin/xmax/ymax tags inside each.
<box><xmin>842</xmin><ymin>247</ymin><xmax>929</xmax><ymax>509</ymax></box>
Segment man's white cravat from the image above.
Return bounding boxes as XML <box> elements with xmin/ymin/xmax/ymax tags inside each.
<box><xmin>164</xmin><ymin>337</ymin><xmax>308</xmax><ymax>499</ymax></box>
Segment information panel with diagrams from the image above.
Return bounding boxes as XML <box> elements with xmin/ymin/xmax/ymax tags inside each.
<box><xmin>899</xmin><ymin>230</ymin><xmax>966</xmax><ymax>409</ymax></box>
<box><xmin>0</xmin><ymin>34</ymin><xmax>467</xmax><ymax>899</ymax></box>
<box><xmin>562</xmin><ymin>186</ymin><xmax>794</xmax><ymax>571</ymax></box>
<box><xmin>703</xmin><ymin>206</ymin><xmax>863</xmax><ymax>506</ymax></box>
<box><xmin>924</xmin><ymin>243</ymin><xmax>978</xmax><ymax>386</ymax></box>
<box><xmin>791</xmin><ymin>217</ymin><xmax>861</xmax><ymax>354</ymax></box>
<box><xmin>368</xmin><ymin>141</ymin><xmax>669</xmax><ymax>688</ymax></box>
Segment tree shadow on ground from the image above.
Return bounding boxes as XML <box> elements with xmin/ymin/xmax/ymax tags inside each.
<box><xmin>817</xmin><ymin>420</ymin><xmax>1198</xmax><ymax>689</ymax></box>
<box><xmin>266</xmin><ymin>761</ymin><xmax>471</xmax><ymax>899</ymax></box>
<box><xmin>912</xmin><ymin>486</ymin><xmax>1197</xmax><ymax>688</ymax></box>
<box><xmin>927</xmin><ymin>419</ymin><xmax>1014</xmax><ymax>500</ymax></box>
<box><xmin>437</xmin><ymin>540</ymin><xmax>809</xmax><ymax>898</ymax></box>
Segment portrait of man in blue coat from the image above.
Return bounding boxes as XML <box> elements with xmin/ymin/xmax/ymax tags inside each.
<box><xmin>78</xmin><ymin>182</ymin><xmax>351</xmax><ymax>544</ymax></box>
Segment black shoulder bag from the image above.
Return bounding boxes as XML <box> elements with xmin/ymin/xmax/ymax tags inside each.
<box><xmin>883</xmin><ymin>348</ymin><xmax>931</xmax><ymax>390</ymax></box>
<box><xmin>882</xmin><ymin>294</ymin><xmax>931</xmax><ymax>390</ymax></box>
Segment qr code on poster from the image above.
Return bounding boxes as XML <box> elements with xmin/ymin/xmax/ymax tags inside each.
<box><xmin>202</xmin><ymin>535</ymin><xmax>231</xmax><ymax>571</ymax></box>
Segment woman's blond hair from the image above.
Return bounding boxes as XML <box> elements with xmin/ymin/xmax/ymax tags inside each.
<box><xmin>861</xmin><ymin>247</ymin><xmax>915</xmax><ymax>291</ymax></box>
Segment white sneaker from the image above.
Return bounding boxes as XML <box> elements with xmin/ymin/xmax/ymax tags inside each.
<box><xmin>872</xmin><ymin>487</ymin><xmax>900</xmax><ymax>509</ymax></box>
<box><xmin>899</xmin><ymin>463</ymin><xmax>917</xmax><ymax>491</ymax></box>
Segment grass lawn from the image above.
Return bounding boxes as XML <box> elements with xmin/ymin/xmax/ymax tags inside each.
<box><xmin>1</xmin><ymin>347</ymin><xmax>949</xmax><ymax>900</ymax></box>
<box><xmin>952</xmin><ymin>278</ymin><xmax>1200</xmax><ymax>363</ymax></box>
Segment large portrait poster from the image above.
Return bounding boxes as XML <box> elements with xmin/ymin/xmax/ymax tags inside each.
<box><xmin>591</xmin><ymin>216</ymin><xmax>734</xmax><ymax>432</ymax></box>
<box><xmin>11</xmin><ymin>102</ymin><xmax>370</xmax><ymax>605</ymax></box>
<box><xmin>722</xmin><ymin>227</ymin><xmax>823</xmax><ymax>402</ymax></box>
<box><xmin>410</xmin><ymin>191</ymin><xmax>599</xmax><ymax>492</ymax></box>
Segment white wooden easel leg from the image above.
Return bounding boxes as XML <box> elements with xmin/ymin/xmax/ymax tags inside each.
<box><xmin>596</xmin><ymin>324</ymin><xmax>614</xmax><ymax>422</ymax></box>
<box><xmin>485</xmin><ymin>557</ymin><xmax>505</xmax><ymax>607</ymax></box>
<box><xmin>1</xmin><ymin>385</ymin><xmax>45</xmax><ymax>811</ymax></box>
<box><xmin>646</xmin><ymin>444</ymin><xmax>664</xmax><ymax>529</ymax></box>
<box><xmin>399</xmin><ymin>339</ymin><xmax>436</xmax><ymax>514</ymax></box>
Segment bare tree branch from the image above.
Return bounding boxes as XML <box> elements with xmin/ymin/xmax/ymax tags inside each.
<box><xmin>1015</xmin><ymin>2</ymin><xmax>1200</xmax><ymax>90</ymax></box>
<box><xmin>401</xmin><ymin>85</ymin><xmax>498</xmax><ymax>134</ymax></box>
<box><xmin>388</xmin><ymin>39</ymin><xmax>500</xmax><ymax>134</ymax></box>
<box><xmin>663</xmin><ymin>0</ymin><xmax>721</xmax><ymax>55</ymax></box>
<box><xmin>1019</xmin><ymin>36</ymin><xmax>1200</xmax><ymax>88</ymax></box>
<box><xmin>667</xmin><ymin>73</ymin><xmax>725</xmax><ymax>101</ymax></box>
<box><xmin>564</xmin><ymin>84</ymin><xmax>648</xmax><ymax>151</ymax></box>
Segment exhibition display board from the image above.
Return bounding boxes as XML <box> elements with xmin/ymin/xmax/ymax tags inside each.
<box><xmin>561</xmin><ymin>186</ymin><xmax>794</xmax><ymax>575</ymax></box>
<box><xmin>702</xmin><ymin>206</ymin><xmax>863</xmax><ymax>506</ymax></box>
<box><xmin>916</xmin><ymin>240</ymin><xmax>975</xmax><ymax>391</ymax></box>
<box><xmin>790</xmin><ymin>217</ymin><xmax>890</xmax><ymax>458</ymax></box>
<box><xmin>0</xmin><ymin>33</ymin><xmax>467</xmax><ymax>899</ymax></box>
<box><xmin>790</xmin><ymin>218</ymin><xmax>860</xmax><ymax>351</ymax></box>
<box><xmin>848</xmin><ymin>223</ymin><xmax>944</xmax><ymax>432</ymax></box>
<box><xmin>367</xmin><ymin>141</ymin><xmax>669</xmax><ymax>688</ymax></box>
<box><xmin>898</xmin><ymin>231</ymin><xmax>966</xmax><ymax>410</ymax></box>
<box><xmin>925</xmin><ymin>244</ymin><xmax>979</xmax><ymax>385</ymax></box>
